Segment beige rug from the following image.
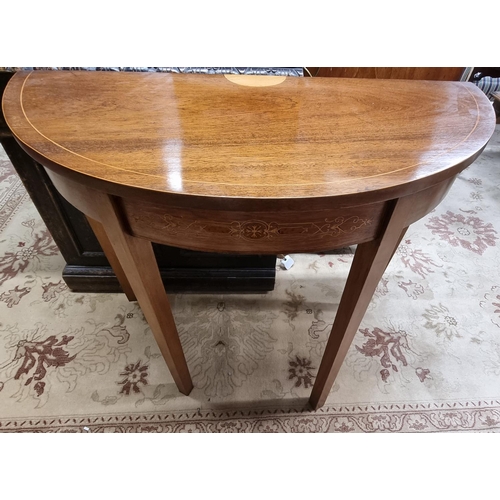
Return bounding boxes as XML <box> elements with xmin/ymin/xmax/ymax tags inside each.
<box><xmin>1</xmin><ymin>127</ymin><xmax>500</xmax><ymax>433</ymax></box>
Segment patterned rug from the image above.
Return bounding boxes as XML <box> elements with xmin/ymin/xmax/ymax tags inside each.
<box><xmin>1</xmin><ymin>127</ymin><xmax>500</xmax><ymax>433</ymax></box>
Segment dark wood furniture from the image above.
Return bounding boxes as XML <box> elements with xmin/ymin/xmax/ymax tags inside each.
<box><xmin>3</xmin><ymin>71</ymin><xmax>495</xmax><ymax>409</ymax></box>
<box><xmin>304</xmin><ymin>67</ymin><xmax>466</xmax><ymax>81</ymax></box>
<box><xmin>493</xmin><ymin>93</ymin><xmax>500</xmax><ymax>123</ymax></box>
<box><xmin>0</xmin><ymin>70</ymin><xmax>276</xmax><ymax>293</ymax></box>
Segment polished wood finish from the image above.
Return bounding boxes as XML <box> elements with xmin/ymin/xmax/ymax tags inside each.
<box><xmin>2</xmin><ymin>71</ymin><xmax>495</xmax><ymax>409</ymax></box>
<box><xmin>2</xmin><ymin>71</ymin><xmax>492</xmax><ymax>205</ymax></box>
<box><xmin>310</xmin><ymin>194</ymin><xmax>415</xmax><ymax>409</ymax></box>
<box><xmin>305</xmin><ymin>67</ymin><xmax>465</xmax><ymax>81</ymax></box>
<box><xmin>121</xmin><ymin>197</ymin><xmax>388</xmax><ymax>254</ymax></box>
<box><xmin>86</xmin><ymin>216</ymin><xmax>136</xmax><ymax>301</ymax></box>
<box><xmin>0</xmin><ymin>71</ymin><xmax>276</xmax><ymax>295</ymax></box>
<box><xmin>95</xmin><ymin>192</ymin><xmax>193</xmax><ymax>395</ymax></box>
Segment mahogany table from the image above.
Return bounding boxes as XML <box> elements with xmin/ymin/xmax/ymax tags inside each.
<box><xmin>2</xmin><ymin>71</ymin><xmax>495</xmax><ymax>409</ymax></box>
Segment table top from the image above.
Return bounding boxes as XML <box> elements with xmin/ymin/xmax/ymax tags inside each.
<box><xmin>2</xmin><ymin>70</ymin><xmax>496</xmax><ymax>207</ymax></box>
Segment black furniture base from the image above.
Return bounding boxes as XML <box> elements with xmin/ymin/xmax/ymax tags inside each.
<box><xmin>63</xmin><ymin>263</ymin><xmax>276</xmax><ymax>294</ymax></box>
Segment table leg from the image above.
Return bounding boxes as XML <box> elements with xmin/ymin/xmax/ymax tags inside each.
<box><xmin>96</xmin><ymin>195</ymin><xmax>193</xmax><ymax>396</ymax></box>
<box><xmin>309</xmin><ymin>197</ymin><xmax>412</xmax><ymax>410</ymax></box>
<box><xmin>385</xmin><ymin>226</ymin><xmax>408</xmax><ymax>273</ymax></box>
<box><xmin>86</xmin><ymin>216</ymin><xmax>137</xmax><ymax>301</ymax></box>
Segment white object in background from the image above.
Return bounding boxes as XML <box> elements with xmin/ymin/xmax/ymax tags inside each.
<box><xmin>280</xmin><ymin>255</ymin><xmax>295</xmax><ymax>270</ymax></box>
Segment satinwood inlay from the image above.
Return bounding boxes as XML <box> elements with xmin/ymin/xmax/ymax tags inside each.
<box><xmin>2</xmin><ymin>70</ymin><xmax>496</xmax><ymax>410</ymax></box>
<box><xmin>2</xmin><ymin>71</ymin><xmax>495</xmax><ymax>208</ymax></box>
<box><xmin>132</xmin><ymin>213</ymin><xmax>372</xmax><ymax>241</ymax></box>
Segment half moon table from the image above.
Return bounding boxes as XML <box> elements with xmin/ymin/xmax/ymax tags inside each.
<box><xmin>2</xmin><ymin>71</ymin><xmax>496</xmax><ymax>409</ymax></box>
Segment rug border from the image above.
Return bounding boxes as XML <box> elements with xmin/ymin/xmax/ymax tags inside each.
<box><xmin>1</xmin><ymin>399</ymin><xmax>500</xmax><ymax>433</ymax></box>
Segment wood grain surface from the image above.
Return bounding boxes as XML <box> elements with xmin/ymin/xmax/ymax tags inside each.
<box><xmin>2</xmin><ymin>71</ymin><xmax>495</xmax><ymax>209</ymax></box>
<box><xmin>305</xmin><ymin>67</ymin><xmax>466</xmax><ymax>81</ymax></box>
<box><xmin>1</xmin><ymin>70</ymin><xmax>496</xmax><ymax>409</ymax></box>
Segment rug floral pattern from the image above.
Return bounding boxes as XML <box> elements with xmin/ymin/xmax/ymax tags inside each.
<box><xmin>0</xmin><ymin>127</ymin><xmax>500</xmax><ymax>432</ymax></box>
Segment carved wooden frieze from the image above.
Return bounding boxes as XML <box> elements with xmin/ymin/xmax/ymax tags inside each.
<box><xmin>121</xmin><ymin>199</ymin><xmax>386</xmax><ymax>253</ymax></box>
<box><xmin>133</xmin><ymin>213</ymin><xmax>372</xmax><ymax>241</ymax></box>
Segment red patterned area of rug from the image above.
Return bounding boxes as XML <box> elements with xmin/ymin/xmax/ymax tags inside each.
<box><xmin>1</xmin><ymin>127</ymin><xmax>500</xmax><ymax>433</ymax></box>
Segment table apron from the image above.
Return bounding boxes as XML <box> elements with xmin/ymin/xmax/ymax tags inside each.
<box><xmin>44</xmin><ymin>168</ymin><xmax>457</xmax><ymax>255</ymax></box>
